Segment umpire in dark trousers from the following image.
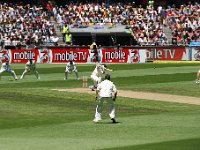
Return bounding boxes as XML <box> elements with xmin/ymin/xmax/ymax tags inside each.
<box><xmin>93</xmin><ymin>74</ymin><xmax>117</xmax><ymax>123</ymax></box>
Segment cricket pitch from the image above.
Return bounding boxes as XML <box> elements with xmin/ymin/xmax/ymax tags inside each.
<box><xmin>52</xmin><ymin>88</ymin><xmax>200</xmax><ymax>105</ymax></box>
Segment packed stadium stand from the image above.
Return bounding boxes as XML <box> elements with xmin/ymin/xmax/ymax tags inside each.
<box><xmin>0</xmin><ymin>0</ymin><xmax>199</xmax><ymax>48</ymax></box>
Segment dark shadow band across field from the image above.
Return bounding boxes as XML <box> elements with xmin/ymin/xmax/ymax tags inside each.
<box><xmin>99</xmin><ymin>138</ymin><xmax>200</xmax><ymax>150</ymax></box>
<box><xmin>6</xmin><ymin>63</ymin><xmax>200</xmax><ymax>75</ymax></box>
<box><xmin>0</xmin><ymin>72</ymin><xmax>196</xmax><ymax>87</ymax></box>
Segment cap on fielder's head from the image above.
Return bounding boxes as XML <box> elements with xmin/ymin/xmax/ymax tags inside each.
<box><xmin>105</xmin><ymin>74</ymin><xmax>110</xmax><ymax>80</ymax></box>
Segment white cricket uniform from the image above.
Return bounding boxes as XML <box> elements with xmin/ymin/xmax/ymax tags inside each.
<box><xmin>90</xmin><ymin>64</ymin><xmax>106</xmax><ymax>87</ymax></box>
<box><xmin>196</xmin><ymin>69</ymin><xmax>200</xmax><ymax>84</ymax></box>
<box><xmin>65</xmin><ymin>62</ymin><xmax>78</xmax><ymax>73</ymax></box>
<box><xmin>20</xmin><ymin>61</ymin><xmax>40</xmax><ymax>79</ymax></box>
<box><xmin>94</xmin><ymin>79</ymin><xmax>117</xmax><ymax>121</ymax></box>
<box><xmin>65</xmin><ymin>62</ymin><xmax>79</xmax><ymax>80</ymax></box>
<box><xmin>0</xmin><ymin>62</ymin><xmax>18</xmax><ymax>79</ymax></box>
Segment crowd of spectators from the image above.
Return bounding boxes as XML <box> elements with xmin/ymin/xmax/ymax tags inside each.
<box><xmin>52</xmin><ymin>2</ymin><xmax>169</xmax><ymax>46</ymax></box>
<box><xmin>0</xmin><ymin>1</ymin><xmax>199</xmax><ymax>48</ymax></box>
<box><xmin>164</xmin><ymin>3</ymin><xmax>200</xmax><ymax>45</ymax></box>
<box><xmin>0</xmin><ymin>2</ymin><xmax>58</xmax><ymax>49</ymax></box>
<box><xmin>128</xmin><ymin>5</ymin><xmax>168</xmax><ymax>46</ymax></box>
<box><xmin>53</xmin><ymin>2</ymin><xmax>199</xmax><ymax>46</ymax></box>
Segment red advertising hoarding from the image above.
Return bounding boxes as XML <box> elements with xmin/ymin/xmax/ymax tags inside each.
<box><xmin>0</xmin><ymin>46</ymin><xmax>190</xmax><ymax>63</ymax></box>
<box><xmin>11</xmin><ymin>49</ymin><xmax>39</xmax><ymax>63</ymax></box>
<box><xmin>146</xmin><ymin>47</ymin><xmax>187</xmax><ymax>61</ymax></box>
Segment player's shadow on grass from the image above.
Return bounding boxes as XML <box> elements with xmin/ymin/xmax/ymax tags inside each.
<box><xmin>95</xmin><ymin>121</ymin><xmax>121</xmax><ymax>124</ymax></box>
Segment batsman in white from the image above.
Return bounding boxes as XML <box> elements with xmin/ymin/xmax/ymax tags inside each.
<box><xmin>0</xmin><ymin>60</ymin><xmax>18</xmax><ymax>80</ymax></box>
<box><xmin>93</xmin><ymin>74</ymin><xmax>117</xmax><ymax>123</ymax></box>
<box><xmin>64</xmin><ymin>60</ymin><xmax>79</xmax><ymax>80</ymax></box>
<box><xmin>20</xmin><ymin>59</ymin><xmax>40</xmax><ymax>79</ymax></box>
<box><xmin>90</xmin><ymin>63</ymin><xmax>113</xmax><ymax>91</ymax></box>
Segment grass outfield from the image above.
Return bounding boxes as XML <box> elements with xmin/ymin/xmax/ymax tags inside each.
<box><xmin>0</xmin><ymin>63</ymin><xmax>200</xmax><ymax>150</ymax></box>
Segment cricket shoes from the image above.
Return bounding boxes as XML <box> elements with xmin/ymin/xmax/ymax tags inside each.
<box><xmin>93</xmin><ymin>118</ymin><xmax>101</xmax><ymax>123</ymax></box>
<box><xmin>89</xmin><ymin>85</ymin><xmax>97</xmax><ymax>91</ymax></box>
<box><xmin>195</xmin><ymin>79</ymin><xmax>200</xmax><ymax>84</ymax></box>
<box><xmin>89</xmin><ymin>85</ymin><xmax>95</xmax><ymax>91</ymax></box>
<box><xmin>91</xmin><ymin>88</ymin><xmax>96</xmax><ymax>91</ymax></box>
<box><xmin>14</xmin><ymin>76</ymin><xmax>18</xmax><ymax>80</ymax></box>
<box><xmin>64</xmin><ymin>77</ymin><xmax>67</xmax><ymax>80</ymax></box>
<box><xmin>111</xmin><ymin>118</ymin><xmax>117</xmax><ymax>123</ymax></box>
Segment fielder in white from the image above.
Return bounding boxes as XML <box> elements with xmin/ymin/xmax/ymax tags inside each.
<box><xmin>90</xmin><ymin>64</ymin><xmax>113</xmax><ymax>90</ymax></box>
<box><xmin>196</xmin><ymin>69</ymin><xmax>200</xmax><ymax>84</ymax></box>
<box><xmin>0</xmin><ymin>60</ymin><xmax>18</xmax><ymax>80</ymax></box>
<box><xmin>20</xmin><ymin>59</ymin><xmax>40</xmax><ymax>79</ymax></box>
<box><xmin>93</xmin><ymin>74</ymin><xmax>117</xmax><ymax>123</ymax></box>
<box><xmin>64</xmin><ymin>60</ymin><xmax>79</xmax><ymax>80</ymax></box>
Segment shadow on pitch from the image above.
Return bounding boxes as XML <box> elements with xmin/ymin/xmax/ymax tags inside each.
<box><xmin>94</xmin><ymin>121</ymin><xmax>121</xmax><ymax>124</ymax></box>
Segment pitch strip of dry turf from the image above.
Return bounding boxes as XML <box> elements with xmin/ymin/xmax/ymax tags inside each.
<box><xmin>52</xmin><ymin>88</ymin><xmax>200</xmax><ymax>105</ymax></box>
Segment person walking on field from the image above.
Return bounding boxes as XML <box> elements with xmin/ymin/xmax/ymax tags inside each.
<box><xmin>90</xmin><ymin>63</ymin><xmax>113</xmax><ymax>91</ymax></box>
<box><xmin>64</xmin><ymin>60</ymin><xmax>79</xmax><ymax>80</ymax></box>
<box><xmin>20</xmin><ymin>59</ymin><xmax>40</xmax><ymax>79</ymax></box>
<box><xmin>0</xmin><ymin>59</ymin><xmax>18</xmax><ymax>80</ymax></box>
<box><xmin>93</xmin><ymin>74</ymin><xmax>117</xmax><ymax>123</ymax></box>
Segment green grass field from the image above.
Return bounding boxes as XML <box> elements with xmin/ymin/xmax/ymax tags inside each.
<box><xmin>0</xmin><ymin>63</ymin><xmax>200</xmax><ymax>150</ymax></box>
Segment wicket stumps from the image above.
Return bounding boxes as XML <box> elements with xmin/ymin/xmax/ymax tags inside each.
<box><xmin>82</xmin><ymin>76</ymin><xmax>88</xmax><ymax>88</ymax></box>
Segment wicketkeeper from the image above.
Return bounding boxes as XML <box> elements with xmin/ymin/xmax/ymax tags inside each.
<box><xmin>64</xmin><ymin>60</ymin><xmax>79</xmax><ymax>80</ymax></box>
<box><xmin>20</xmin><ymin>59</ymin><xmax>40</xmax><ymax>79</ymax></box>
